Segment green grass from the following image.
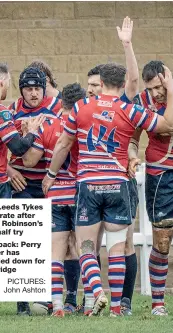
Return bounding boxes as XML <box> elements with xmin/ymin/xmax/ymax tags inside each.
<box><xmin>0</xmin><ymin>293</ymin><xmax>173</xmax><ymax>333</ymax></box>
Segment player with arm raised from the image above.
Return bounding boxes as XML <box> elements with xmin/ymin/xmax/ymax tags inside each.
<box><xmin>128</xmin><ymin>62</ymin><xmax>173</xmax><ymax>316</ymax></box>
<box><xmin>82</xmin><ymin>16</ymin><xmax>139</xmax><ymax>316</ymax></box>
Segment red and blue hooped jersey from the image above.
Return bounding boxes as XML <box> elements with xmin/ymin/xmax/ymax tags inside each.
<box><xmin>64</xmin><ymin>94</ymin><xmax>158</xmax><ymax>184</ymax></box>
<box><xmin>8</xmin><ymin>96</ymin><xmax>62</xmax><ymax>180</ymax></box>
<box><xmin>134</xmin><ymin>90</ymin><xmax>171</xmax><ymax>176</ymax></box>
<box><xmin>0</xmin><ymin>105</ymin><xmax>18</xmax><ymax>183</ymax></box>
<box><xmin>33</xmin><ymin>114</ymin><xmax>78</xmax><ymax>205</ymax></box>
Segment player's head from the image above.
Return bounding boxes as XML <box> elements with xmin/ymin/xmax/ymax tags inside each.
<box><xmin>142</xmin><ymin>60</ymin><xmax>166</xmax><ymax>103</ymax></box>
<box><xmin>0</xmin><ymin>63</ymin><xmax>11</xmax><ymax>100</ymax></box>
<box><xmin>87</xmin><ymin>64</ymin><xmax>104</xmax><ymax>97</ymax></box>
<box><xmin>62</xmin><ymin>83</ymin><xmax>86</xmax><ymax>110</ymax></box>
<box><xmin>28</xmin><ymin>60</ymin><xmax>58</xmax><ymax>90</ymax></box>
<box><xmin>100</xmin><ymin>63</ymin><xmax>126</xmax><ymax>92</ymax></box>
<box><xmin>19</xmin><ymin>67</ymin><xmax>46</xmax><ymax>108</ymax></box>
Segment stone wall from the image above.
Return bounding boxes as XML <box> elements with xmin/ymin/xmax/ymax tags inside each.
<box><xmin>1</xmin><ymin>1</ymin><xmax>173</xmax><ymax>158</ymax></box>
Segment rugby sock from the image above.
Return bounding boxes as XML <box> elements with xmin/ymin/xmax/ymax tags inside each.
<box><xmin>108</xmin><ymin>255</ymin><xmax>126</xmax><ymax>314</ymax></box>
<box><xmin>97</xmin><ymin>254</ymin><xmax>101</xmax><ymax>270</ymax></box>
<box><xmin>80</xmin><ymin>253</ymin><xmax>103</xmax><ymax>298</ymax></box>
<box><xmin>52</xmin><ymin>261</ymin><xmax>64</xmax><ymax>312</ymax></box>
<box><xmin>82</xmin><ymin>255</ymin><xmax>101</xmax><ymax>308</ymax></box>
<box><xmin>64</xmin><ymin>259</ymin><xmax>80</xmax><ymax>307</ymax></box>
<box><xmin>122</xmin><ymin>253</ymin><xmax>137</xmax><ymax>306</ymax></box>
<box><xmin>82</xmin><ymin>272</ymin><xmax>95</xmax><ymax>312</ymax></box>
<box><xmin>149</xmin><ymin>247</ymin><xmax>168</xmax><ymax>309</ymax></box>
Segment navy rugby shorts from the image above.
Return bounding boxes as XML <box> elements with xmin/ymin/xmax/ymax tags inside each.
<box><xmin>52</xmin><ymin>204</ymin><xmax>75</xmax><ymax>232</ymax></box>
<box><xmin>129</xmin><ymin>178</ymin><xmax>138</xmax><ymax>220</ymax></box>
<box><xmin>75</xmin><ymin>181</ymin><xmax>132</xmax><ymax>226</ymax></box>
<box><xmin>0</xmin><ymin>182</ymin><xmax>12</xmax><ymax>198</ymax></box>
<box><xmin>12</xmin><ymin>179</ymin><xmax>44</xmax><ymax>199</ymax></box>
<box><xmin>145</xmin><ymin>170</ymin><xmax>173</xmax><ymax>223</ymax></box>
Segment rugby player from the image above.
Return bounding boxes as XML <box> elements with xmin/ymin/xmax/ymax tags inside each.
<box><xmin>22</xmin><ymin>83</ymin><xmax>86</xmax><ymax>317</ymax></box>
<box><xmin>0</xmin><ymin>63</ymin><xmax>44</xmax><ymax>199</ymax></box>
<box><xmin>128</xmin><ymin>61</ymin><xmax>173</xmax><ymax>316</ymax></box>
<box><xmin>7</xmin><ymin>66</ymin><xmax>61</xmax><ymax>315</ymax></box>
<box><xmin>27</xmin><ymin>61</ymin><xmax>81</xmax><ymax>314</ymax></box>
<box><xmin>81</xmin><ymin>16</ymin><xmax>139</xmax><ymax>316</ymax></box>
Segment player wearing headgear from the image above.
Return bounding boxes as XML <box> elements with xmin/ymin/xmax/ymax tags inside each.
<box><xmin>0</xmin><ymin>63</ymin><xmax>44</xmax><ymax>199</ymax></box>
<box><xmin>22</xmin><ymin>83</ymin><xmax>86</xmax><ymax>317</ymax></box>
<box><xmin>28</xmin><ymin>60</ymin><xmax>62</xmax><ymax>99</ymax></box>
<box><xmin>128</xmin><ymin>61</ymin><xmax>173</xmax><ymax>316</ymax></box>
<box><xmin>8</xmin><ymin>66</ymin><xmax>61</xmax><ymax>196</ymax></box>
<box><xmin>7</xmin><ymin>66</ymin><xmax>61</xmax><ymax>316</ymax></box>
<box><xmin>27</xmin><ymin>61</ymin><xmax>82</xmax><ymax>315</ymax></box>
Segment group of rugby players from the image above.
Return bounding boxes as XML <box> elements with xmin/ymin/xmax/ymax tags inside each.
<box><xmin>0</xmin><ymin>16</ymin><xmax>173</xmax><ymax>318</ymax></box>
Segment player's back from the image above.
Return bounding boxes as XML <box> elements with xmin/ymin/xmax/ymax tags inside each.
<box><xmin>71</xmin><ymin>94</ymin><xmax>136</xmax><ymax>184</ymax></box>
<box><xmin>38</xmin><ymin>115</ymin><xmax>77</xmax><ymax>205</ymax></box>
<box><xmin>39</xmin><ymin>115</ymin><xmax>77</xmax><ymax>180</ymax></box>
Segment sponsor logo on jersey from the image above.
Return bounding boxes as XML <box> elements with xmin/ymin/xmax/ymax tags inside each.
<box><xmin>134</xmin><ymin>104</ymin><xmax>144</xmax><ymax>113</ymax></box>
<box><xmin>93</xmin><ymin>110</ymin><xmax>115</xmax><ymax>122</ymax></box>
<box><xmin>133</xmin><ymin>97</ymin><xmax>140</xmax><ymax>104</ymax></box>
<box><xmin>97</xmin><ymin>100</ymin><xmax>113</xmax><ymax>107</ymax></box>
<box><xmin>1</xmin><ymin>111</ymin><xmax>12</xmax><ymax>121</ymax></box>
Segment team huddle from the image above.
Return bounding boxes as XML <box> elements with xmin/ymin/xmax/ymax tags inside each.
<box><xmin>0</xmin><ymin>16</ymin><xmax>173</xmax><ymax>318</ymax></box>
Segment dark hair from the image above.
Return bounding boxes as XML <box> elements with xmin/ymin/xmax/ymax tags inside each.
<box><xmin>29</xmin><ymin>60</ymin><xmax>57</xmax><ymax>88</ymax></box>
<box><xmin>62</xmin><ymin>83</ymin><xmax>86</xmax><ymax>109</ymax></box>
<box><xmin>0</xmin><ymin>63</ymin><xmax>9</xmax><ymax>76</ymax></box>
<box><xmin>19</xmin><ymin>67</ymin><xmax>46</xmax><ymax>96</ymax></box>
<box><xmin>87</xmin><ymin>64</ymin><xmax>105</xmax><ymax>77</ymax></box>
<box><xmin>99</xmin><ymin>63</ymin><xmax>126</xmax><ymax>88</ymax></box>
<box><xmin>142</xmin><ymin>60</ymin><xmax>165</xmax><ymax>82</ymax></box>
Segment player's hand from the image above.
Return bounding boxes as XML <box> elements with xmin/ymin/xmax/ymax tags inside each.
<box><xmin>21</xmin><ymin>119</ymin><xmax>29</xmax><ymax>136</ymax></box>
<box><xmin>42</xmin><ymin>174</ymin><xmax>55</xmax><ymax>196</ymax></box>
<box><xmin>158</xmin><ymin>65</ymin><xmax>173</xmax><ymax>91</ymax></box>
<box><xmin>116</xmin><ymin>16</ymin><xmax>133</xmax><ymax>44</ymax></box>
<box><xmin>128</xmin><ymin>158</ymin><xmax>141</xmax><ymax>178</ymax></box>
<box><xmin>8</xmin><ymin>167</ymin><xmax>27</xmax><ymax>192</ymax></box>
<box><xmin>27</xmin><ymin>114</ymin><xmax>46</xmax><ymax>134</ymax></box>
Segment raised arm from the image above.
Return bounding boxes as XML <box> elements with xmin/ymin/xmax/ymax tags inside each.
<box><xmin>152</xmin><ymin>66</ymin><xmax>173</xmax><ymax>133</ymax></box>
<box><xmin>117</xmin><ymin>16</ymin><xmax>139</xmax><ymax>101</ymax></box>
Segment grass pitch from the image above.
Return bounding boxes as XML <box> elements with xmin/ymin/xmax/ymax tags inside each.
<box><xmin>0</xmin><ymin>293</ymin><xmax>173</xmax><ymax>333</ymax></box>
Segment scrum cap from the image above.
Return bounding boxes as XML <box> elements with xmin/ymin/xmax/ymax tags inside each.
<box><xmin>19</xmin><ymin>67</ymin><xmax>46</xmax><ymax>96</ymax></box>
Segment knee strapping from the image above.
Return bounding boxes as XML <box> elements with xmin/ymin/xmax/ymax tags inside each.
<box><xmin>106</xmin><ymin>228</ymin><xmax>128</xmax><ymax>252</ymax></box>
<box><xmin>153</xmin><ymin>225</ymin><xmax>173</xmax><ymax>254</ymax></box>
